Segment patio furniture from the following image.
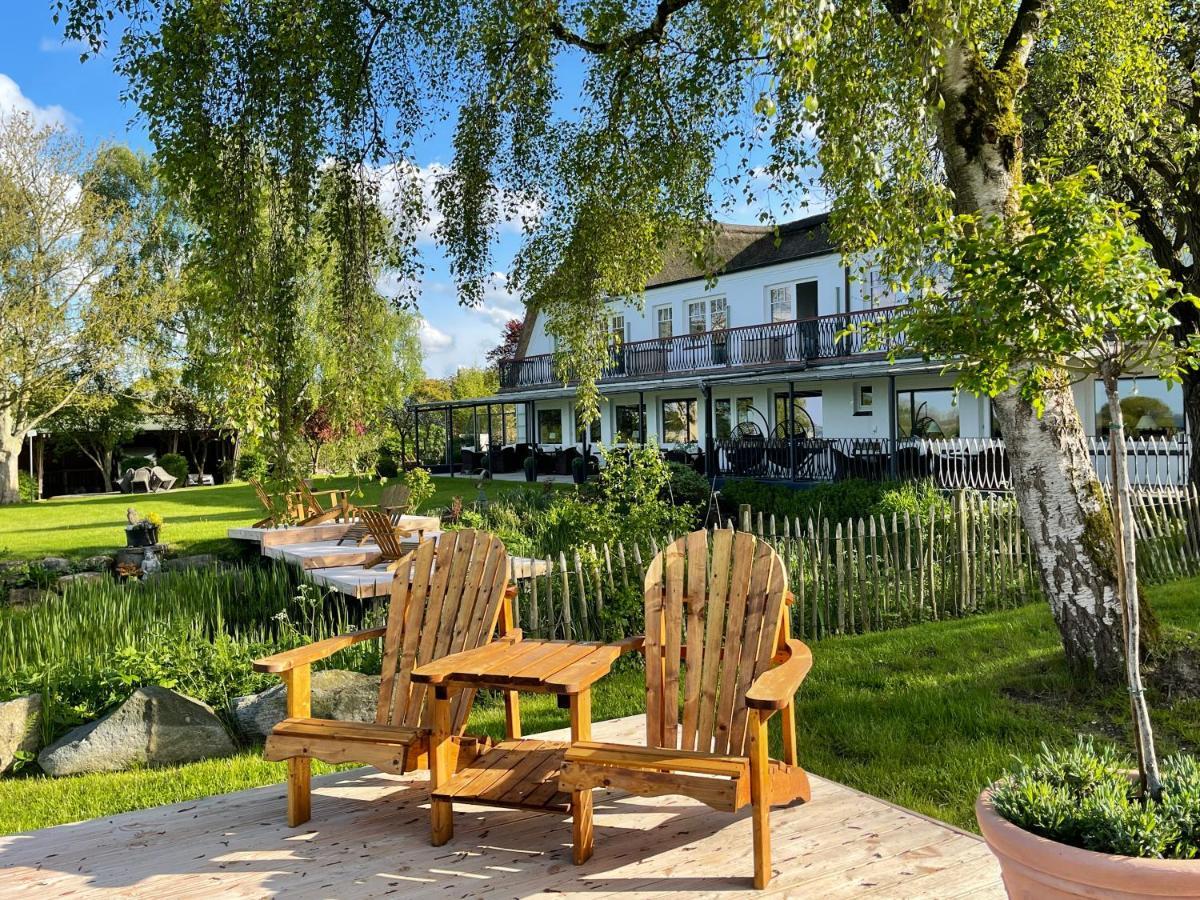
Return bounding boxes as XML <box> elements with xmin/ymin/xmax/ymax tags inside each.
<box><xmin>288</xmin><ymin>479</ymin><xmax>354</xmax><ymax>527</ymax></box>
<box><xmin>337</xmin><ymin>483</ymin><xmax>413</xmax><ymax>546</ymax></box>
<box><xmin>357</xmin><ymin>507</ymin><xmax>420</xmax><ymax>567</ymax></box>
<box><xmin>412</xmin><ymin>636</ymin><xmax>638</xmax><ymax>859</ymax></box>
<box><xmin>250</xmin><ymin>477</ymin><xmax>287</xmax><ymax>528</ymax></box>
<box><xmin>253</xmin><ymin>530</ymin><xmax>516</xmax><ymax>827</ymax></box>
<box><xmin>149</xmin><ymin>466</ymin><xmax>177</xmax><ymax>492</ymax></box>
<box><xmin>128</xmin><ymin>467</ymin><xmax>152</xmax><ymax>493</ymax></box>
<box><xmin>557</xmin><ymin>528</ymin><xmax>813</xmax><ymax>888</ymax></box>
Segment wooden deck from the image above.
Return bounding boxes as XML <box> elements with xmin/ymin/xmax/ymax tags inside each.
<box><xmin>0</xmin><ymin>715</ymin><xmax>1003</xmax><ymax>898</ymax></box>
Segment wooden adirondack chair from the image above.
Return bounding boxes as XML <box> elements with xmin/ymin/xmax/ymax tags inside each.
<box><xmin>289</xmin><ymin>479</ymin><xmax>354</xmax><ymax>526</ymax></box>
<box><xmin>357</xmin><ymin>507</ymin><xmax>420</xmax><ymax>568</ymax></box>
<box><xmin>253</xmin><ymin>529</ymin><xmax>516</xmax><ymax>826</ymax></box>
<box><xmin>250</xmin><ymin>478</ymin><xmax>294</xmax><ymax>528</ymax></box>
<box><xmin>558</xmin><ymin>528</ymin><xmax>813</xmax><ymax>888</ymax></box>
<box><xmin>337</xmin><ymin>483</ymin><xmax>413</xmax><ymax>546</ymax></box>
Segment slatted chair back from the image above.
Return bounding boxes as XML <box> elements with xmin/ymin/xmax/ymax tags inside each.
<box><xmin>251</xmin><ymin>479</ymin><xmax>275</xmax><ymax>512</ymax></box>
<box><xmin>375</xmin><ymin>530</ymin><xmax>510</xmax><ymax>735</ymax></box>
<box><xmin>643</xmin><ymin>528</ymin><xmax>788</xmax><ymax>758</ymax></box>
<box><xmin>379</xmin><ymin>483</ymin><xmax>411</xmax><ymax>515</ymax></box>
<box><xmin>360</xmin><ymin>507</ymin><xmax>409</xmax><ymax>560</ymax></box>
<box><xmin>295</xmin><ymin>480</ymin><xmax>323</xmax><ymax>516</ymax></box>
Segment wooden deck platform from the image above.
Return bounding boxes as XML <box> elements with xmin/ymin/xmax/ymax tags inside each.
<box><xmin>0</xmin><ymin>715</ymin><xmax>1003</xmax><ymax>898</ymax></box>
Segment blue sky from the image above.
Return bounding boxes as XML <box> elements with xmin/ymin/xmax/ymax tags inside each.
<box><xmin>0</xmin><ymin>5</ymin><xmax>528</xmax><ymax>378</ymax></box>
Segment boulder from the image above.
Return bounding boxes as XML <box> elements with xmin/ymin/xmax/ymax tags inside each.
<box><xmin>231</xmin><ymin>670</ymin><xmax>380</xmax><ymax>740</ymax></box>
<box><xmin>78</xmin><ymin>555</ymin><xmax>115</xmax><ymax>573</ymax></box>
<box><xmin>6</xmin><ymin>587</ymin><xmax>55</xmax><ymax>606</ymax></box>
<box><xmin>0</xmin><ymin>694</ymin><xmax>42</xmax><ymax>773</ymax></box>
<box><xmin>162</xmin><ymin>554</ymin><xmax>218</xmax><ymax>572</ymax></box>
<box><xmin>37</xmin><ymin>686</ymin><xmax>234</xmax><ymax>776</ymax></box>
<box><xmin>39</xmin><ymin>557</ymin><xmax>71</xmax><ymax>574</ymax></box>
<box><xmin>56</xmin><ymin>572</ymin><xmax>109</xmax><ymax>591</ymax></box>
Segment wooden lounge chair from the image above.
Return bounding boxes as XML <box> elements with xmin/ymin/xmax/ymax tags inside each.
<box><xmin>289</xmin><ymin>479</ymin><xmax>353</xmax><ymax>526</ymax></box>
<box><xmin>250</xmin><ymin>477</ymin><xmax>290</xmax><ymax>528</ymax></box>
<box><xmin>337</xmin><ymin>483</ymin><xmax>412</xmax><ymax>546</ymax></box>
<box><xmin>253</xmin><ymin>529</ymin><xmax>516</xmax><ymax>826</ymax></box>
<box><xmin>357</xmin><ymin>507</ymin><xmax>420</xmax><ymax>568</ymax></box>
<box><xmin>558</xmin><ymin>528</ymin><xmax>813</xmax><ymax>888</ymax></box>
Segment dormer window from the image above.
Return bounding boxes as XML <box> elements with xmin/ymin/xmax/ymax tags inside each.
<box><xmin>769</xmin><ymin>286</ymin><xmax>793</xmax><ymax>322</ymax></box>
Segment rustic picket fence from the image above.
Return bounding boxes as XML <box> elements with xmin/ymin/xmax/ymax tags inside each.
<box><xmin>509</xmin><ymin>485</ymin><xmax>1200</xmax><ymax>643</ymax></box>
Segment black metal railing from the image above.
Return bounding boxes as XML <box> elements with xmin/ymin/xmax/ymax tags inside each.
<box><xmin>713</xmin><ymin>435</ymin><xmax>1190</xmax><ymax>490</ymax></box>
<box><xmin>498</xmin><ymin>306</ymin><xmax>901</xmax><ymax>390</ymax></box>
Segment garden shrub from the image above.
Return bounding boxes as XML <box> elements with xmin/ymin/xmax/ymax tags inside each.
<box><xmin>235</xmin><ymin>449</ymin><xmax>269</xmax><ymax>482</ymax></box>
<box><xmin>17</xmin><ymin>472</ymin><xmax>36</xmax><ymax>503</ymax></box>
<box><xmin>375</xmin><ymin>435</ymin><xmax>403</xmax><ymax>478</ymax></box>
<box><xmin>399</xmin><ymin>466</ymin><xmax>434</xmax><ymax>512</ymax></box>
<box><xmin>157</xmin><ymin>452</ymin><xmax>189</xmax><ymax>483</ymax></box>
<box><xmin>719</xmin><ymin>477</ymin><xmax>950</xmax><ymax>524</ymax></box>
<box><xmin>990</xmin><ymin>738</ymin><xmax>1200</xmax><ymax>859</ymax></box>
<box><xmin>120</xmin><ymin>455</ymin><xmax>154</xmax><ymax>472</ymax></box>
<box><xmin>663</xmin><ymin>462</ymin><xmax>711</xmax><ymax>517</ymax></box>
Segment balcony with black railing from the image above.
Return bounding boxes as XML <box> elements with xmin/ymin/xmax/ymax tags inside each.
<box><xmin>497</xmin><ymin>306</ymin><xmax>903</xmax><ymax>390</ymax></box>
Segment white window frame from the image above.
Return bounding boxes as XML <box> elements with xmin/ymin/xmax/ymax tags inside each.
<box><xmin>655</xmin><ymin>304</ymin><xmax>674</xmax><ymax>339</ymax></box>
<box><xmin>767</xmin><ymin>284</ymin><xmax>793</xmax><ymax>323</ymax></box>
<box><xmin>710</xmin><ymin>296</ymin><xmax>729</xmax><ymax>331</ymax></box>
<box><xmin>610</xmin><ymin>314</ymin><xmax>628</xmax><ymax>344</ymax></box>
<box><xmin>687</xmin><ymin>299</ymin><xmax>707</xmax><ymax>335</ymax></box>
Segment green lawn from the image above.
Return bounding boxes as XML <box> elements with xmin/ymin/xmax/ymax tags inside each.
<box><xmin>0</xmin><ymin>475</ymin><xmax>553</xmax><ymax>561</ymax></box>
<box><xmin>2</xmin><ymin>577</ymin><xmax>1194</xmax><ymax>835</ymax></box>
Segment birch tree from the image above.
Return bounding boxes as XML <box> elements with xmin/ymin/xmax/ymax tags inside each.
<box><xmin>0</xmin><ymin>114</ymin><xmax>159</xmax><ymax>504</ymax></box>
<box><xmin>891</xmin><ymin>169</ymin><xmax>1198</xmax><ymax>795</ymax></box>
<box><xmin>60</xmin><ymin>0</ymin><xmax>1171</xmax><ymax>678</ymax></box>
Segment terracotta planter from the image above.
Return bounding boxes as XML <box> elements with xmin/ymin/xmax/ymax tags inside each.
<box><xmin>976</xmin><ymin>786</ymin><xmax>1200</xmax><ymax>899</ymax></box>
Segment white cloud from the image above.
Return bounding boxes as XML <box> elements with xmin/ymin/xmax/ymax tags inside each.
<box><xmin>418</xmin><ymin>317</ymin><xmax>454</xmax><ymax>354</ymax></box>
<box><xmin>375</xmin><ymin>160</ymin><xmax>541</xmax><ymax>246</ymax></box>
<box><xmin>471</xmin><ymin>271</ymin><xmax>523</xmax><ymax>326</ymax></box>
<box><xmin>0</xmin><ymin>74</ymin><xmax>71</xmax><ymax>128</ymax></box>
<box><xmin>38</xmin><ymin>36</ymin><xmax>92</xmax><ymax>55</ymax></box>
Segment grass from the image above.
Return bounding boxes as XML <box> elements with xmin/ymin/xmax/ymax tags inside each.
<box><xmin>0</xmin><ymin>475</ymin><xmax>559</xmax><ymax>561</ymax></box>
<box><xmin>1</xmin><ymin>578</ymin><xmax>1194</xmax><ymax>835</ymax></box>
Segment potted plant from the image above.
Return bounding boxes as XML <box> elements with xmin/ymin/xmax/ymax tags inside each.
<box><xmin>124</xmin><ymin>508</ymin><xmax>162</xmax><ymax>547</ymax></box>
<box><xmin>571</xmin><ymin>455</ymin><xmax>588</xmax><ymax>484</ymax></box>
<box><xmin>977</xmin><ymin>740</ymin><xmax>1199</xmax><ymax>898</ymax></box>
<box><xmin>523</xmin><ymin>454</ymin><xmax>537</xmax><ymax>482</ymax></box>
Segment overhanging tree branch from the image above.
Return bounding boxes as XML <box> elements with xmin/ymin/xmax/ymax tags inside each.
<box><xmin>995</xmin><ymin>0</ymin><xmax>1051</xmax><ymax>71</ymax></box>
<box><xmin>547</xmin><ymin>0</ymin><xmax>696</xmax><ymax>54</ymax></box>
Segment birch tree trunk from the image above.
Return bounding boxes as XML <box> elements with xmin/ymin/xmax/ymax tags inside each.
<box><xmin>938</xmin><ymin>42</ymin><xmax>1125</xmax><ymax>679</ymax></box>
<box><xmin>0</xmin><ymin>412</ymin><xmax>26</xmax><ymax>505</ymax></box>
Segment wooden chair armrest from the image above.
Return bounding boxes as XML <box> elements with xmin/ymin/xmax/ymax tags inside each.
<box><xmin>745</xmin><ymin>638</ymin><xmax>812</xmax><ymax>710</ymax></box>
<box><xmin>613</xmin><ymin>635</ymin><xmax>645</xmax><ymax>654</ymax></box>
<box><xmin>253</xmin><ymin>627</ymin><xmax>387</xmax><ymax>673</ymax></box>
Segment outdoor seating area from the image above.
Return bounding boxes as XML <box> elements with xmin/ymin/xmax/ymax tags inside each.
<box><xmin>0</xmin><ymin>711</ymin><xmax>1003</xmax><ymax>898</ymax></box>
<box><xmin>117</xmin><ymin>465</ymin><xmax>178</xmax><ymax>494</ymax></box>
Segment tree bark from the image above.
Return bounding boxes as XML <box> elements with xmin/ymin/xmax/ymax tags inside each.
<box><xmin>0</xmin><ymin>413</ymin><xmax>25</xmax><ymax>505</ymax></box>
<box><xmin>940</xmin><ymin>43</ymin><xmax>1125</xmax><ymax>680</ymax></box>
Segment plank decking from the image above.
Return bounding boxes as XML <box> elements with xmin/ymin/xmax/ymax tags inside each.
<box><xmin>0</xmin><ymin>715</ymin><xmax>1003</xmax><ymax>898</ymax></box>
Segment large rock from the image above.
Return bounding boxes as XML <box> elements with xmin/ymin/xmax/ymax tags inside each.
<box><xmin>57</xmin><ymin>572</ymin><xmax>109</xmax><ymax>591</ymax></box>
<box><xmin>6</xmin><ymin>587</ymin><xmax>55</xmax><ymax>606</ymax></box>
<box><xmin>78</xmin><ymin>555</ymin><xmax>114</xmax><ymax>573</ymax></box>
<box><xmin>39</xmin><ymin>557</ymin><xmax>71</xmax><ymax>574</ymax></box>
<box><xmin>0</xmin><ymin>695</ymin><xmax>42</xmax><ymax>773</ymax></box>
<box><xmin>37</xmin><ymin>686</ymin><xmax>234</xmax><ymax>776</ymax></box>
<box><xmin>162</xmin><ymin>554</ymin><xmax>218</xmax><ymax>572</ymax></box>
<box><xmin>231</xmin><ymin>670</ymin><xmax>381</xmax><ymax>740</ymax></box>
